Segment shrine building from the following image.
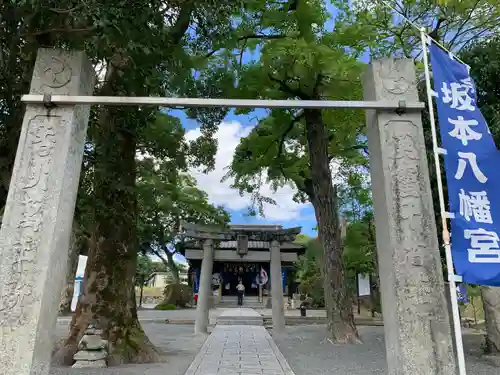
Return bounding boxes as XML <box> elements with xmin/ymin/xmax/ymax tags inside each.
<box><xmin>183</xmin><ymin>224</ymin><xmax>305</xmax><ymax>305</ymax></box>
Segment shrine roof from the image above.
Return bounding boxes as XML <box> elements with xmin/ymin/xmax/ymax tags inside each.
<box><xmin>228</xmin><ymin>224</ymin><xmax>284</xmax><ymax>231</ymax></box>
<box><xmin>180</xmin><ymin>222</ymin><xmax>302</xmax><ymax>242</ymax></box>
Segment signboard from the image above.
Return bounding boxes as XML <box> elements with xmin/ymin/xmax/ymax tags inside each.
<box><xmin>430</xmin><ymin>42</ymin><xmax>500</xmax><ymax>285</ymax></box>
<box><xmin>71</xmin><ymin>276</ymin><xmax>84</xmax><ymax>312</ymax></box>
<box><xmin>357</xmin><ymin>274</ymin><xmax>371</xmax><ymax>296</ymax></box>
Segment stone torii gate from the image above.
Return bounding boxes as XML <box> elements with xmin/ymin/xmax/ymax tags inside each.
<box><xmin>181</xmin><ymin>222</ymin><xmax>301</xmax><ymax>334</ymax></box>
<box><xmin>0</xmin><ymin>49</ymin><xmax>457</xmax><ymax>375</ymax></box>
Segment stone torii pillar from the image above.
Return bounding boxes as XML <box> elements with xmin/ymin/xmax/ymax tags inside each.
<box><xmin>0</xmin><ymin>49</ymin><xmax>95</xmax><ymax>375</ymax></box>
<box><xmin>363</xmin><ymin>58</ymin><xmax>457</xmax><ymax>375</ymax></box>
<box><xmin>182</xmin><ymin>223</ymin><xmax>232</xmax><ymax>335</ymax></box>
<box><xmin>270</xmin><ymin>239</ymin><xmax>285</xmax><ymax>333</ymax></box>
<box><xmin>265</xmin><ymin>227</ymin><xmax>300</xmax><ymax>333</ymax></box>
<box><xmin>195</xmin><ymin>239</ymin><xmax>214</xmax><ymax>334</ymax></box>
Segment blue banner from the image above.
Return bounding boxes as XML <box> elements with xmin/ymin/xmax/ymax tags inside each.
<box><xmin>430</xmin><ymin>42</ymin><xmax>500</xmax><ymax>285</ymax></box>
<box><xmin>281</xmin><ymin>268</ymin><xmax>287</xmax><ymax>293</ymax></box>
<box><xmin>193</xmin><ymin>268</ymin><xmax>200</xmax><ymax>294</ymax></box>
<box><xmin>457</xmin><ymin>284</ymin><xmax>468</xmax><ymax>304</ymax></box>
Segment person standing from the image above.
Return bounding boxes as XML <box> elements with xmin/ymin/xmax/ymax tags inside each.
<box><xmin>236</xmin><ymin>280</ymin><xmax>245</xmax><ymax>306</ymax></box>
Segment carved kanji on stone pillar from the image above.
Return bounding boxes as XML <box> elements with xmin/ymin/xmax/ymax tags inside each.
<box><xmin>364</xmin><ymin>58</ymin><xmax>457</xmax><ymax>375</ymax></box>
<box><xmin>0</xmin><ymin>49</ymin><xmax>95</xmax><ymax>375</ymax></box>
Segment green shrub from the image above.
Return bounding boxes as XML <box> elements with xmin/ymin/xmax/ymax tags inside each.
<box><xmin>161</xmin><ymin>283</ymin><xmax>193</xmax><ymax>307</ymax></box>
<box><xmin>154</xmin><ymin>303</ymin><xmax>176</xmax><ymax>310</ymax></box>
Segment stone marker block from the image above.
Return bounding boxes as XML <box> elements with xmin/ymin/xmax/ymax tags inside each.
<box><xmin>71</xmin><ymin>359</ymin><xmax>107</xmax><ymax>369</ymax></box>
<box><xmin>363</xmin><ymin>58</ymin><xmax>457</xmax><ymax>375</ymax></box>
<box><xmin>0</xmin><ymin>49</ymin><xmax>94</xmax><ymax>375</ymax></box>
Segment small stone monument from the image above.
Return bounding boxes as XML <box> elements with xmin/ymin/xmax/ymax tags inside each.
<box><xmin>72</xmin><ymin>323</ymin><xmax>108</xmax><ymax>368</ymax></box>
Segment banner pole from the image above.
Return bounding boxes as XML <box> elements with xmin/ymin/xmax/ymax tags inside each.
<box><xmin>420</xmin><ymin>28</ymin><xmax>467</xmax><ymax>375</ymax></box>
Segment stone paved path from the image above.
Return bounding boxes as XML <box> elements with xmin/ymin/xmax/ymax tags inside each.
<box><xmin>185</xmin><ymin>326</ymin><xmax>294</xmax><ymax>375</ymax></box>
<box><xmin>184</xmin><ymin>308</ymin><xmax>294</xmax><ymax>375</ymax></box>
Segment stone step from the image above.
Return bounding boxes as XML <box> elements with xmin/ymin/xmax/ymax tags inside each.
<box><xmin>216</xmin><ymin>297</ymin><xmax>264</xmax><ymax>309</ymax></box>
<box><xmin>215</xmin><ymin>307</ymin><xmax>264</xmax><ymax>326</ymax></box>
<box><xmin>217</xmin><ymin>304</ymin><xmax>264</xmax><ymax>309</ymax></box>
<box><xmin>216</xmin><ymin>319</ymin><xmax>264</xmax><ymax>326</ymax></box>
<box><xmin>216</xmin><ymin>316</ymin><xmax>264</xmax><ymax>326</ymax></box>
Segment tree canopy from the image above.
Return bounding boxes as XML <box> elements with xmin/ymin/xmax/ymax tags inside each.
<box><xmin>137</xmin><ymin>143</ymin><xmax>230</xmax><ymax>282</ymax></box>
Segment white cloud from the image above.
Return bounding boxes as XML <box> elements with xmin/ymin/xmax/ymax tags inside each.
<box><xmin>185</xmin><ymin>121</ymin><xmax>309</xmax><ymax>221</ymax></box>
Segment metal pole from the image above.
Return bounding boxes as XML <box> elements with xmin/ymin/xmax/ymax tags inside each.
<box><xmin>21</xmin><ymin>94</ymin><xmax>425</xmax><ymax>110</ymax></box>
<box><xmin>420</xmin><ymin>28</ymin><xmax>467</xmax><ymax>375</ymax></box>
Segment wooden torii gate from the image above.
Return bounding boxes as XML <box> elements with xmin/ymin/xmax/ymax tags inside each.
<box><xmin>181</xmin><ymin>222</ymin><xmax>301</xmax><ymax>334</ymax></box>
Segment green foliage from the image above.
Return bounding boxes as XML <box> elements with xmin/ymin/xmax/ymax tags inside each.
<box><xmin>296</xmin><ymin>233</ymin><xmax>374</xmax><ymax>309</ymax></box>
<box><xmin>136</xmin><ymin>254</ymin><xmax>155</xmax><ymax>286</ymax></box>
<box><xmin>294</xmin><ymin>233</ymin><xmax>312</xmax><ymax>245</ymax></box>
<box><xmin>297</xmin><ymin>213</ymin><xmax>376</xmax><ymax>282</ymax></box>
<box><xmin>343</xmin><ymin>217</ymin><xmax>376</xmax><ymax>275</ymax></box>
<box><xmin>296</xmin><ymin>238</ymin><xmax>325</xmax><ymax>307</ymax></box>
<box><xmin>346</xmin><ymin>0</ymin><xmax>500</xmax><ymax>57</ymax></box>
<box><xmin>154</xmin><ymin>303</ymin><xmax>176</xmax><ymax>311</ymax></box>
<box><xmin>460</xmin><ymin>36</ymin><xmax>500</xmax><ymax>143</ymax></box>
<box><xmin>137</xmin><ymin>135</ymin><xmax>230</xmax><ymax>281</ymax></box>
<box><xmin>160</xmin><ymin>283</ymin><xmax>193</xmax><ymax>308</ymax></box>
<box><xmin>221</xmin><ymin>1</ymin><xmax>376</xmax><ymax>221</ymax></box>
<box><xmin>137</xmin><ymin>154</ymin><xmax>230</xmax><ymax>249</ymax></box>
<box><xmin>135</xmin><ymin>254</ymin><xmax>167</xmax><ymax>287</ymax></box>
<box><xmin>338</xmin><ymin>172</ymin><xmax>372</xmax><ymax>222</ymax></box>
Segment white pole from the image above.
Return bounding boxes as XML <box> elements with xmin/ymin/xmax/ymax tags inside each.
<box><xmin>420</xmin><ymin>28</ymin><xmax>467</xmax><ymax>375</ymax></box>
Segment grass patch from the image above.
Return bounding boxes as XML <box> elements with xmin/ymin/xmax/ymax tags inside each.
<box><xmin>154</xmin><ymin>303</ymin><xmax>177</xmax><ymax>310</ymax></box>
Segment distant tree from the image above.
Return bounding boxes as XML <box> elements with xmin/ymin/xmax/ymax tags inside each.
<box><xmin>296</xmin><ymin>238</ymin><xmax>325</xmax><ymax>307</ymax></box>
<box><xmin>137</xmin><ymin>156</ymin><xmax>230</xmax><ymax>284</ymax></box>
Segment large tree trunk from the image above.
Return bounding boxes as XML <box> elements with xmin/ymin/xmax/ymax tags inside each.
<box><xmin>154</xmin><ymin>251</ymin><xmax>181</xmax><ymax>284</ymax></box>
<box><xmin>481</xmin><ymin>286</ymin><xmax>500</xmax><ymax>354</ymax></box>
<box><xmin>53</xmin><ymin>66</ymin><xmax>160</xmax><ymax>366</ymax></box>
<box><xmin>304</xmin><ymin>108</ymin><xmax>361</xmax><ymax>344</ymax></box>
<box><xmin>59</xmin><ymin>227</ymin><xmax>80</xmax><ymax>315</ymax></box>
<box><xmin>165</xmin><ymin>251</ymin><xmax>180</xmax><ymax>284</ymax></box>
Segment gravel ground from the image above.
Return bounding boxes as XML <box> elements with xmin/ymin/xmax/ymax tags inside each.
<box><xmin>49</xmin><ymin>323</ymin><xmax>206</xmax><ymax>375</ymax></box>
<box><xmin>272</xmin><ymin>325</ymin><xmax>498</xmax><ymax>375</ymax></box>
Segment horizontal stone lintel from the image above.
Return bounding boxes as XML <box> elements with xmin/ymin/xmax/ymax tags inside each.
<box><xmin>185</xmin><ymin>249</ymin><xmax>298</xmax><ymax>262</ymax></box>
